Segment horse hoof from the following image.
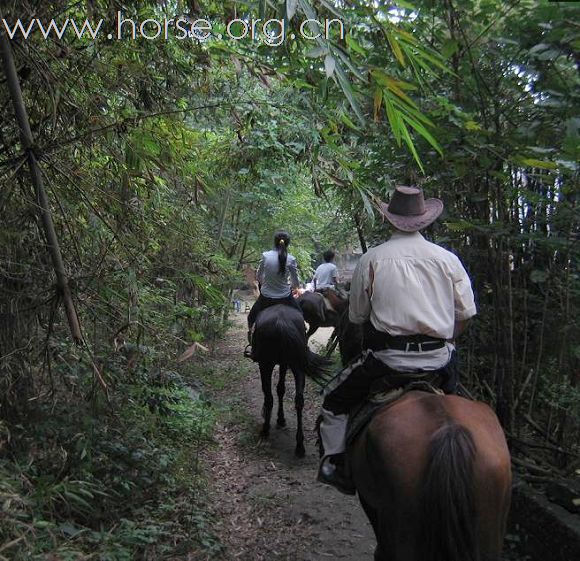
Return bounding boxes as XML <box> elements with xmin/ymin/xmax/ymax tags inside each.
<box><xmin>295</xmin><ymin>445</ymin><xmax>305</xmax><ymax>458</ymax></box>
<box><xmin>277</xmin><ymin>419</ymin><xmax>286</xmax><ymax>428</ymax></box>
<box><xmin>259</xmin><ymin>429</ymin><xmax>270</xmax><ymax>440</ymax></box>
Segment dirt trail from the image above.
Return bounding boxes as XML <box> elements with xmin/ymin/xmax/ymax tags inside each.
<box><xmin>200</xmin><ymin>308</ymin><xmax>375</xmax><ymax>561</ymax></box>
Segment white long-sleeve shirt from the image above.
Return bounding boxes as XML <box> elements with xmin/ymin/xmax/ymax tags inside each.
<box><xmin>349</xmin><ymin>231</ymin><xmax>476</xmax><ymax>371</ymax></box>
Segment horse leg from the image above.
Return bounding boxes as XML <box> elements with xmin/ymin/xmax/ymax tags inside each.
<box><xmin>305</xmin><ymin>323</ymin><xmax>318</xmax><ymax>340</ymax></box>
<box><xmin>259</xmin><ymin>361</ymin><xmax>274</xmax><ymax>439</ymax></box>
<box><xmin>293</xmin><ymin>369</ymin><xmax>306</xmax><ymax>458</ymax></box>
<box><xmin>359</xmin><ymin>495</ymin><xmax>380</xmax><ymax>540</ymax></box>
<box><xmin>276</xmin><ymin>364</ymin><xmax>287</xmax><ymax>428</ymax></box>
<box><xmin>325</xmin><ymin>327</ymin><xmax>339</xmax><ymax>357</ymax></box>
<box><xmin>358</xmin><ymin>495</ymin><xmax>388</xmax><ymax>561</ymax></box>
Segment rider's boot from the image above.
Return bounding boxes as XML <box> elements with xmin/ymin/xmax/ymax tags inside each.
<box><xmin>317</xmin><ymin>453</ymin><xmax>356</xmax><ymax>495</ymax></box>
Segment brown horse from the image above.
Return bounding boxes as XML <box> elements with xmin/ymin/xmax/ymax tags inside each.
<box><xmin>298</xmin><ymin>290</ymin><xmax>348</xmax><ymax>340</ymax></box>
<box><xmin>349</xmin><ymin>392</ymin><xmax>511</xmax><ymax>561</ymax></box>
<box><xmin>338</xmin><ymin>326</ymin><xmax>512</xmax><ymax>560</ymax></box>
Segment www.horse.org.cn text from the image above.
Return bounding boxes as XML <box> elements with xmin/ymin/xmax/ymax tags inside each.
<box><xmin>2</xmin><ymin>12</ymin><xmax>346</xmax><ymax>46</ymax></box>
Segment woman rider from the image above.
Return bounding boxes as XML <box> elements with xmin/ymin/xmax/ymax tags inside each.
<box><xmin>245</xmin><ymin>231</ymin><xmax>303</xmax><ymax>356</ymax></box>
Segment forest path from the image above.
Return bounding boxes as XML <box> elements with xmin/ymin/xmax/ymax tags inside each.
<box><xmin>198</xmin><ymin>305</ymin><xmax>375</xmax><ymax>560</ymax></box>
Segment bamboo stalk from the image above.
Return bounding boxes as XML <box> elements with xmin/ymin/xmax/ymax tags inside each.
<box><xmin>0</xmin><ymin>31</ymin><xmax>82</xmax><ymax>343</ymax></box>
<box><xmin>527</xmin><ymin>288</ymin><xmax>549</xmax><ymax>416</ymax></box>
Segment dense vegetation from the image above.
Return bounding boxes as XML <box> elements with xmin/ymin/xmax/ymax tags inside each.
<box><xmin>1</xmin><ymin>0</ymin><xmax>578</xmax><ymax>558</ymax></box>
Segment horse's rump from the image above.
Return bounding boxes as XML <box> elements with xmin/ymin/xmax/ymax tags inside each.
<box><xmin>253</xmin><ymin>305</ymin><xmax>307</xmax><ymax>366</ymax></box>
<box><xmin>350</xmin><ymin>392</ymin><xmax>511</xmax><ymax>561</ymax></box>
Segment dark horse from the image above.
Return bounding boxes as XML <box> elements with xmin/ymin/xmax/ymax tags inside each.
<box><xmin>253</xmin><ymin>304</ymin><xmax>331</xmax><ymax>457</ymax></box>
<box><xmin>338</xmin><ymin>327</ymin><xmax>512</xmax><ymax>560</ymax></box>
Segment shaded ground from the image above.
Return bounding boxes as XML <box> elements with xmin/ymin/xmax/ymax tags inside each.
<box><xmin>193</xmin><ymin>298</ymin><xmax>545</xmax><ymax>561</ymax></box>
<box><xmin>197</xmin><ymin>305</ymin><xmax>375</xmax><ymax>560</ymax></box>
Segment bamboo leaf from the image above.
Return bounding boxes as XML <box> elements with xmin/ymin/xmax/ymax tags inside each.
<box><xmin>400</xmin><ymin>114</ymin><xmax>442</xmax><ymax>156</ymax></box>
<box><xmin>374</xmin><ymin>88</ymin><xmax>383</xmax><ymax>122</ymax></box>
<box><xmin>334</xmin><ymin>63</ymin><xmax>365</xmax><ymax>125</ymax></box>
<box><xmin>334</xmin><ymin>47</ymin><xmax>366</xmax><ymax>81</ymax></box>
<box><xmin>286</xmin><ymin>0</ymin><xmax>299</xmax><ymax>20</ymax></box>
<box><xmin>399</xmin><ymin>121</ymin><xmax>424</xmax><ymax>172</ymax></box>
<box><xmin>386</xmin><ymin>32</ymin><xmax>406</xmax><ymax>67</ymax></box>
<box><xmin>360</xmin><ymin>191</ymin><xmax>375</xmax><ymax>219</ymax></box>
<box><xmin>305</xmin><ymin>46</ymin><xmax>328</xmax><ymax>58</ymax></box>
<box><xmin>319</xmin><ymin>0</ymin><xmax>344</xmax><ymax>17</ymax></box>
<box><xmin>385</xmin><ymin>79</ymin><xmax>418</xmax><ymax>110</ymax></box>
<box><xmin>388</xmin><ymin>95</ymin><xmax>435</xmax><ymax>127</ymax></box>
<box><xmin>346</xmin><ymin>35</ymin><xmax>366</xmax><ymax>56</ymax></box>
<box><xmin>392</xmin><ymin>0</ymin><xmax>416</xmax><ymax>9</ymax></box>
<box><xmin>325</xmin><ymin>54</ymin><xmax>336</xmax><ymax>78</ymax></box>
<box><xmin>518</xmin><ymin>157</ymin><xmax>558</xmax><ymax>170</ymax></box>
<box><xmin>340</xmin><ymin>112</ymin><xmax>360</xmax><ymax>131</ymax></box>
<box><xmin>383</xmin><ymin>93</ymin><xmax>402</xmax><ymax>145</ymax></box>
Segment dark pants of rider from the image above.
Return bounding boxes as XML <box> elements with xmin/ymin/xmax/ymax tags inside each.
<box><xmin>247</xmin><ymin>293</ymin><xmax>303</xmax><ymax>328</ymax></box>
<box><xmin>361</xmin><ymin>321</ymin><xmax>460</xmax><ymax>395</ymax></box>
<box><xmin>322</xmin><ymin>351</ymin><xmax>459</xmax><ymax>416</ymax></box>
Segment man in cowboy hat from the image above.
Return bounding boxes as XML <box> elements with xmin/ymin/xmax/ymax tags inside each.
<box><xmin>317</xmin><ymin>186</ymin><xmax>477</xmax><ymax>495</ymax></box>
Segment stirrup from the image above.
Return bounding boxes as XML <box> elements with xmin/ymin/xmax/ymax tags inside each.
<box><xmin>243</xmin><ymin>344</ymin><xmax>253</xmax><ymax>359</ymax></box>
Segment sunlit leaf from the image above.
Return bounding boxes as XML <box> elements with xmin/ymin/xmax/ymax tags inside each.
<box><xmin>386</xmin><ymin>32</ymin><xmax>406</xmax><ymax>67</ymax></box>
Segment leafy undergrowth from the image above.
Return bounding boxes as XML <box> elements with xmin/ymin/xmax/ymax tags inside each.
<box><xmin>0</xmin><ymin>350</ymin><xmax>225</xmax><ymax>561</ymax></box>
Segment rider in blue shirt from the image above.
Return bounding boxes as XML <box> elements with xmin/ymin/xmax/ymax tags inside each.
<box><xmin>313</xmin><ymin>250</ymin><xmax>339</xmax><ymax>290</ymax></box>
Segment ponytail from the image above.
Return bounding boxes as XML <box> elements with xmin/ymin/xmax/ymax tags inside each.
<box><xmin>273</xmin><ymin>231</ymin><xmax>290</xmax><ymax>274</ymax></box>
<box><xmin>277</xmin><ymin>239</ymin><xmax>287</xmax><ymax>274</ymax></box>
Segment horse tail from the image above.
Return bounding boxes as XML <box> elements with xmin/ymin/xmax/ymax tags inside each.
<box><xmin>305</xmin><ymin>349</ymin><xmax>333</xmax><ymax>380</ymax></box>
<box><xmin>418</xmin><ymin>421</ymin><xmax>479</xmax><ymax>561</ymax></box>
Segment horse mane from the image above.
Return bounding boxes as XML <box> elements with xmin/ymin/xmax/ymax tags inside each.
<box><xmin>418</xmin><ymin>420</ymin><xmax>479</xmax><ymax>561</ymax></box>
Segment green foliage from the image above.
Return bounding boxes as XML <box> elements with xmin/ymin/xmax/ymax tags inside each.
<box><xmin>541</xmin><ymin>379</ymin><xmax>580</xmax><ymax>419</ymax></box>
<box><xmin>0</xmin><ymin>353</ymin><xmax>220</xmax><ymax>559</ymax></box>
<box><xmin>0</xmin><ymin>0</ymin><xmax>579</xmax><ymax>555</ymax></box>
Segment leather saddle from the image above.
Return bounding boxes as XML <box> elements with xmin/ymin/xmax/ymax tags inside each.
<box><xmin>345</xmin><ymin>371</ymin><xmax>445</xmax><ymax>449</ymax></box>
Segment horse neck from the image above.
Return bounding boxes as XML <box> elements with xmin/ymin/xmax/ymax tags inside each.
<box><xmin>327</xmin><ymin>291</ymin><xmax>347</xmax><ymax>311</ymax></box>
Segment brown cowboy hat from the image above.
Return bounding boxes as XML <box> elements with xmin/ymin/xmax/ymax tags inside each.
<box><xmin>379</xmin><ymin>185</ymin><xmax>443</xmax><ymax>232</ymax></box>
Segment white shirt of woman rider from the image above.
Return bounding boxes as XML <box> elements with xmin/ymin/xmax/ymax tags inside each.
<box><xmin>256</xmin><ymin>250</ymin><xmax>299</xmax><ymax>298</ymax></box>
